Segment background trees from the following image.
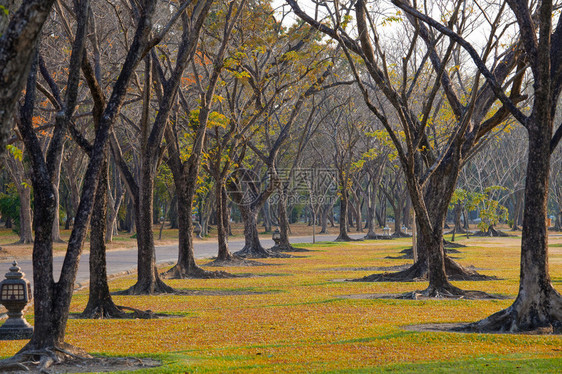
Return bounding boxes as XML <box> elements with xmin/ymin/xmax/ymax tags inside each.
<box><xmin>288</xmin><ymin>0</ymin><xmax>522</xmax><ymax>297</ymax></box>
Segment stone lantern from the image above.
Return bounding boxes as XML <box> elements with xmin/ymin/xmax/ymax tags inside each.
<box><xmin>0</xmin><ymin>261</ymin><xmax>33</xmax><ymax>339</ymax></box>
<box><xmin>272</xmin><ymin>228</ymin><xmax>281</xmax><ymax>246</ymax></box>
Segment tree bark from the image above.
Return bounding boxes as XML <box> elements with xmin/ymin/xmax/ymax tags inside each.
<box><xmin>164</xmin><ymin>167</ymin><xmax>206</xmax><ymax>277</ymax></box>
<box><xmin>336</xmin><ymin>191</ymin><xmax>354</xmax><ymax>241</ymax></box>
<box><xmin>364</xmin><ymin>182</ymin><xmax>377</xmax><ymax>239</ymax></box>
<box><xmin>0</xmin><ymin>0</ymin><xmax>56</xmax><ymax>154</ymax></box>
<box><xmin>81</xmin><ymin>159</ymin><xmax>124</xmax><ymax>318</ymax></box>
<box><xmin>215</xmin><ymin>183</ymin><xmax>232</xmax><ymax>261</ymax></box>
<box><xmin>468</xmin><ymin>117</ymin><xmax>562</xmax><ymax>331</ymax></box>
<box><xmin>4</xmin><ymin>152</ymin><xmax>33</xmax><ymax>243</ymax></box>
<box><xmin>123</xmin><ymin>145</ymin><xmax>173</xmax><ymax>294</ymax></box>
<box><xmin>234</xmin><ymin>203</ymin><xmax>271</xmax><ymax>257</ymax></box>
<box><xmin>51</xmin><ymin>150</ymin><xmax>64</xmax><ymax>243</ymax></box>
<box><xmin>105</xmin><ymin>164</ymin><xmax>124</xmax><ymax>243</ymax></box>
<box><xmin>271</xmin><ymin>190</ymin><xmax>296</xmax><ymax>251</ymax></box>
<box><xmin>17</xmin><ymin>181</ymin><xmax>33</xmax><ymax>243</ymax></box>
<box><xmin>319</xmin><ymin>204</ymin><xmax>329</xmax><ymax>234</ymax></box>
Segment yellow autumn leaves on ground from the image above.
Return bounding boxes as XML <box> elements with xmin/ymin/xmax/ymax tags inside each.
<box><xmin>1</xmin><ymin>234</ymin><xmax>561</xmax><ymax>372</ymax></box>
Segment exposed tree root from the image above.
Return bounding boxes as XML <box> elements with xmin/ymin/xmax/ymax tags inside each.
<box><xmin>351</xmin><ymin>256</ymin><xmax>494</xmax><ymax>282</ymax></box>
<box><xmin>335</xmin><ymin>233</ymin><xmax>362</xmax><ymax>242</ymax></box>
<box><xmin>363</xmin><ymin>233</ymin><xmax>393</xmax><ymax>240</ymax></box>
<box><xmin>443</xmin><ymin>239</ymin><xmax>466</xmax><ymax>248</ymax></box>
<box><xmin>398</xmin><ymin>285</ymin><xmax>502</xmax><ymax>300</ymax></box>
<box><xmin>457</xmin><ymin>287</ymin><xmax>562</xmax><ymax>334</ymax></box>
<box><xmin>234</xmin><ymin>245</ymin><xmax>292</xmax><ymax>258</ymax></box>
<box><xmin>0</xmin><ymin>343</ymin><xmax>91</xmax><ymax>373</ymax></box>
<box><xmin>204</xmin><ymin>256</ymin><xmax>270</xmax><ymax>267</ymax></box>
<box><xmin>391</xmin><ymin>231</ymin><xmax>412</xmax><ymax>238</ymax></box>
<box><xmin>445</xmin><ymin>227</ymin><xmax>469</xmax><ymax>235</ymax></box>
<box><xmin>472</xmin><ymin>227</ymin><xmax>513</xmax><ymax>237</ymax></box>
<box><xmin>351</xmin><ymin>259</ymin><xmax>429</xmax><ymax>282</ymax></box>
<box><xmin>444</xmin><ymin>256</ymin><xmax>495</xmax><ymax>281</ymax></box>
<box><xmin>11</xmin><ymin>238</ymin><xmax>34</xmax><ymax>245</ymax></box>
<box><xmin>162</xmin><ymin>264</ymin><xmax>235</xmax><ymax>279</ymax></box>
<box><xmin>0</xmin><ymin>351</ymin><xmax>160</xmax><ymax>373</ymax></box>
<box><xmin>387</xmin><ymin>246</ymin><xmax>461</xmax><ymax>260</ymax></box>
<box><xmin>269</xmin><ymin>244</ymin><xmax>311</xmax><ymax>252</ymax></box>
<box><xmin>78</xmin><ymin>302</ymin><xmax>157</xmax><ymax>319</ymax></box>
<box><xmin>116</xmin><ymin>277</ymin><xmax>174</xmax><ymax>295</ymax></box>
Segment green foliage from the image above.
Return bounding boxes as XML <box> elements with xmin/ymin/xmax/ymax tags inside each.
<box><xmin>451</xmin><ymin>187</ymin><xmax>509</xmax><ymax>231</ymax></box>
<box><xmin>0</xmin><ymin>184</ymin><xmax>20</xmax><ymax>234</ymax></box>
<box><xmin>6</xmin><ymin>145</ymin><xmax>23</xmax><ymax>161</ymax></box>
<box><xmin>476</xmin><ymin>187</ymin><xmax>509</xmax><ymax>231</ymax></box>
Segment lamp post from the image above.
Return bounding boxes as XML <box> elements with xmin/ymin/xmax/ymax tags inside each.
<box><xmin>272</xmin><ymin>228</ymin><xmax>281</xmax><ymax>247</ymax></box>
<box><xmin>0</xmin><ymin>261</ymin><xmax>33</xmax><ymax>339</ymax></box>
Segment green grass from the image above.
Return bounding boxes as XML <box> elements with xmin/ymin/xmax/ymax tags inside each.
<box><xmin>370</xmin><ymin>355</ymin><xmax>562</xmax><ymax>373</ymax></box>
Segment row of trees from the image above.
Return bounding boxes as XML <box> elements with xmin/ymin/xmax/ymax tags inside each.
<box><xmin>0</xmin><ymin>0</ymin><xmax>561</xmax><ymax>369</ymax></box>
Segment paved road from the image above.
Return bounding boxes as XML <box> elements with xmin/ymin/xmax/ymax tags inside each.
<box><xmin>1</xmin><ymin>233</ymin><xmax>363</xmax><ymax>288</ymax></box>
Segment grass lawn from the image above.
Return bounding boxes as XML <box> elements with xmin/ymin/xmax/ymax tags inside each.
<box><xmin>0</xmin><ymin>231</ymin><xmax>561</xmax><ymax>372</ymax></box>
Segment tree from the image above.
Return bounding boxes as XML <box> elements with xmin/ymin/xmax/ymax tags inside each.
<box><xmin>289</xmin><ymin>0</ymin><xmax>520</xmax><ymax>297</ymax></box>
<box><xmin>108</xmin><ymin>0</ymin><xmax>216</xmax><ymax>289</ymax></box>
<box><xmin>162</xmin><ymin>0</ymin><xmax>244</xmax><ymax>278</ymax></box>
<box><xmin>0</xmin><ymin>0</ymin><xmax>169</xmax><ymax>368</ymax></box>
<box><xmin>393</xmin><ymin>0</ymin><xmax>562</xmax><ymax>331</ymax></box>
<box><xmin>219</xmin><ymin>10</ymin><xmax>333</xmax><ymax>258</ymax></box>
<box><xmin>325</xmin><ymin>97</ymin><xmax>364</xmax><ymax>242</ymax></box>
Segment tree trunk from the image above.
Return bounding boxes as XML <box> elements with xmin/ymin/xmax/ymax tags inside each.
<box><xmin>364</xmin><ymin>183</ymin><xmax>377</xmax><ymax>239</ymax></box>
<box><xmin>234</xmin><ymin>203</ymin><xmax>271</xmax><ymax>257</ymax></box>
<box><xmin>319</xmin><ymin>204</ymin><xmax>329</xmax><ymax>234</ymax></box>
<box><xmin>17</xmin><ymin>183</ymin><xmax>34</xmax><ymax>243</ymax></box>
<box><xmin>105</xmin><ymin>176</ymin><xmax>123</xmax><ymax>243</ymax></box>
<box><xmin>122</xmin><ymin>156</ymin><xmax>172</xmax><ymax>294</ymax></box>
<box><xmin>51</xmin><ymin>153</ymin><xmax>64</xmax><ymax>243</ymax></box>
<box><xmin>357</xmin><ymin>160</ymin><xmax>486</xmax><ymax>286</ymax></box>
<box><xmin>168</xmin><ymin>194</ymin><xmax>178</xmax><ymax>229</ymax></box>
<box><xmin>376</xmin><ymin>192</ymin><xmax>386</xmax><ymax>227</ymax></box>
<box><xmin>25</xmin><ymin>167</ymin><xmax>60</xmax><ymax>349</ymax></box>
<box><xmin>5</xmin><ymin>152</ymin><xmax>34</xmax><ymax>243</ymax></box>
<box><xmin>468</xmin><ymin>121</ymin><xmax>562</xmax><ymax>332</ymax></box>
<box><xmin>271</xmin><ymin>190</ymin><xmax>295</xmax><ymax>251</ymax></box>
<box><xmin>336</xmin><ymin>192</ymin><xmax>353</xmax><ymax>241</ymax></box>
<box><xmin>354</xmin><ymin>191</ymin><xmax>363</xmax><ymax>232</ymax></box>
<box><xmin>262</xmin><ymin>201</ymin><xmax>272</xmax><ymax>232</ymax></box>
<box><xmin>511</xmin><ymin>190</ymin><xmax>524</xmax><ymax>231</ymax></box>
<box><xmin>393</xmin><ymin>198</ymin><xmax>402</xmax><ymax>235</ymax></box>
<box><xmin>225</xmin><ymin>193</ymin><xmax>233</xmax><ymax>236</ymax></box>
<box><xmin>81</xmin><ymin>159</ymin><xmax>124</xmax><ymax>318</ymax></box>
<box><xmin>165</xmin><ymin>170</ymin><xmax>207</xmax><ymax>277</ymax></box>
<box><xmin>215</xmin><ymin>182</ymin><xmax>232</xmax><ymax>261</ymax></box>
